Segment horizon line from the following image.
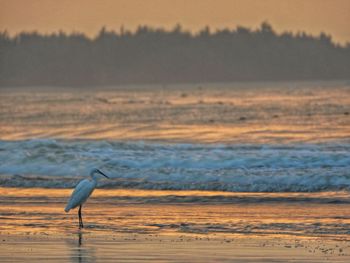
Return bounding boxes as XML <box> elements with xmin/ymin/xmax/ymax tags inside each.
<box><xmin>1</xmin><ymin>22</ymin><xmax>348</xmax><ymax>46</ymax></box>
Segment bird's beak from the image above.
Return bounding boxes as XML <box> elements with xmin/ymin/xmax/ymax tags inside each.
<box><xmin>97</xmin><ymin>169</ymin><xmax>109</xmax><ymax>178</ymax></box>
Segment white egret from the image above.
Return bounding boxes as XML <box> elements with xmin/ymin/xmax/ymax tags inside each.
<box><xmin>65</xmin><ymin>168</ymin><xmax>109</xmax><ymax>228</ymax></box>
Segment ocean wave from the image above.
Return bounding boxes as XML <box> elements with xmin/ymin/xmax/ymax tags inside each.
<box><xmin>0</xmin><ymin>139</ymin><xmax>349</xmax><ymax>192</ymax></box>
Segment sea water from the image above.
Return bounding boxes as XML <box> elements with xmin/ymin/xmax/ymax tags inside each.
<box><xmin>1</xmin><ymin>81</ymin><xmax>350</xmax><ymax>243</ymax></box>
<box><xmin>0</xmin><ymin>81</ymin><xmax>349</xmax><ymax>192</ymax></box>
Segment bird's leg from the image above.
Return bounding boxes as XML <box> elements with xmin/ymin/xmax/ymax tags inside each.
<box><xmin>78</xmin><ymin>205</ymin><xmax>84</xmax><ymax>229</ymax></box>
<box><xmin>78</xmin><ymin>206</ymin><xmax>81</xmax><ymax>228</ymax></box>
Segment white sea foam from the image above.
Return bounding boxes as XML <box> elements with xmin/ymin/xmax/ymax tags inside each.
<box><xmin>0</xmin><ymin>139</ymin><xmax>349</xmax><ymax>192</ymax></box>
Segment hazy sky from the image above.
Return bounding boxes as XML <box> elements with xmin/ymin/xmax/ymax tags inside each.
<box><xmin>1</xmin><ymin>0</ymin><xmax>349</xmax><ymax>44</ymax></box>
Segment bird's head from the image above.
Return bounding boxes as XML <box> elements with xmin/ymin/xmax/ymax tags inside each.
<box><xmin>89</xmin><ymin>168</ymin><xmax>109</xmax><ymax>180</ymax></box>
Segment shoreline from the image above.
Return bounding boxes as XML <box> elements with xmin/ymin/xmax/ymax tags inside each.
<box><xmin>1</xmin><ymin>187</ymin><xmax>350</xmax><ymax>261</ymax></box>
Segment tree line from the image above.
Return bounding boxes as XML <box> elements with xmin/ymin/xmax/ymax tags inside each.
<box><xmin>0</xmin><ymin>22</ymin><xmax>349</xmax><ymax>86</ymax></box>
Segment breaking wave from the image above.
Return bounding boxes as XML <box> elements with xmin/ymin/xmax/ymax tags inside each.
<box><xmin>0</xmin><ymin>139</ymin><xmax>349</xmax><ymax>192</ymax></box>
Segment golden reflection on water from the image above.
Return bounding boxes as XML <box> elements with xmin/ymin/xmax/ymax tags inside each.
<box><xmin>2</xmin><ymin>122</ymin><xmax>350</xmax><ymax>143</ymax></box>
<box><xmin>2</xmin><ymin>187</ymin><xmax>350</xmax><ymax>199</ymax></box>
<box><xmin>0</xmin><ymin>82</ymin><xmax>349</xmax><ymax>143</ymax></box>
<box><xmin>66</xmin><ymin>231</ymin><xmax>96</xmax><ymax>263</ymax></box>
<box><xmin>1</xmin><ymin>188</ymin><xmax>350</xmax><ymax>240</ymax></box>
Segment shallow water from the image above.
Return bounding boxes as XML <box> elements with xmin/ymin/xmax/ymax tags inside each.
<box><xmin>2</xmin><ymin>234</ymin><xmax>349</xmax><ymax>263</ymax></box>
<box><xmin>2</xmin><ymin>188</ymin><xmax>350</xmax><ymax>262</ymax></box>
<box><xmin>1</xmin><ymin>188</ymin><xmax>350</xmax><ymax>240</ymax></box>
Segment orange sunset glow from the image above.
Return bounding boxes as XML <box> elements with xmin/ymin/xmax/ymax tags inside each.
<box><xmin>1</xmin><ymin>1</ymin><xmax>350</xmax><ymax>262</ymax></box>
<box><xmin>0</xmin><ymin>0</ymin><xmax>350</xmax><ymax>44</ymax></box>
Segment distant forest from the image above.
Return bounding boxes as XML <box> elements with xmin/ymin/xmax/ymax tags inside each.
<box><xmin>1</xmin><ymin>22</ymin><xmax>349</xmax><ymax>86</ymax></box>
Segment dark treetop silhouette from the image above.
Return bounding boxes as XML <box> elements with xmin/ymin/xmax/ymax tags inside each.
<box><xmin>1</xmin><ymin>22</ymin><xmax>349</xmax><ymax>86</ymax></box>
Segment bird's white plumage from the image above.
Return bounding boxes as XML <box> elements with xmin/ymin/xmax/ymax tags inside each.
<box><xmin>65</xmin><ymin>179</ymin><xmax>96</xmax><ymax>212</ymax></box>
<box><xmin>65</xmin><ymin>168</ymin><xmax>109</xmax><ymax>229</ymax></box>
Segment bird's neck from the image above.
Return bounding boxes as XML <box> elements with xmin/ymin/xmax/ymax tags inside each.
<box><xmin>91</xmin><ymin>175</ymin><xmax>99</xmax><ymax>182</ymax></box>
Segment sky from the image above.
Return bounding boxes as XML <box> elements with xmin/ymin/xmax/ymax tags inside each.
<box><xmin>0</xmin><ymin>0</ymin><xmax>350</xmax><ymax>44</ymax></box>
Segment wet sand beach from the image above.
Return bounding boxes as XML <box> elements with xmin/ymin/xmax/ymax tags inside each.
<box><xmin>1</xmin><ymin>188</ymin><xmax>350</xmax><ymax>262</ymax></box>
<box><xmin>2</xmin><ymin>233</ymin><xmax>350</xmax><ymax>262</ymax></box>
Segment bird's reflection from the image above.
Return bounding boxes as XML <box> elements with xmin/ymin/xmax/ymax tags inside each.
<box><xmin>76</xmin><ymin>231</ymin><xmax>84</xmax><ymax>263</ymax></box>
<box><xmin>78</xmin><ymin>231</ymin><xmax>82</xmax><ymax>246</ymax></box>
<box><xmin>68</xmin><ymin>230</ymin><xmax>95</xmax><ymax>263</ymax></box>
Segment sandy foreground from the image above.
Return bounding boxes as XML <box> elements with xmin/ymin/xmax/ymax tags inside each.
<box><xmin>1</xmin><ymin>188</ymin><xmax>350</xmax><ymax>262</ymax></box>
